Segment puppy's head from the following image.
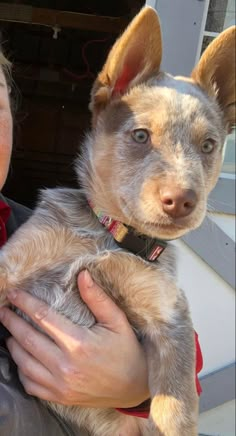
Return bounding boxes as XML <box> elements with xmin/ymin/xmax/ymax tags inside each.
<box><xmin>79</xmin><ymin>7</ymin><xmax>235</xmax><ymax>240</ymax></box>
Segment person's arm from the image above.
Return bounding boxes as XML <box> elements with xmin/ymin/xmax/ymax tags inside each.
<box><xmin>0</xmin><ymin>271</ymin><xmax>149</xmax><ymax>409</ymax></box>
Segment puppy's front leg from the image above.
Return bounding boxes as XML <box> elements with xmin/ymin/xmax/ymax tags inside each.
<box><xmin>86</xmin><ymin>252</ymin><xmax>198</xmax><ymax>435</ymax></box>
<box><xmin>144</xmin><ymin>318</ymin><xmax>198</xmax><ymax>436</ymax></box>
<box><xmin>0</xmin><ymin>212</ymin><xmax>83</xmax><ymax>305</ymax></box>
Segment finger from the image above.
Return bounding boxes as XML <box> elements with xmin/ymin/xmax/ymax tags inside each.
<box><xmin>0</xmin><ymin>306</ymin><xmax>61</xmax><ymax>370</ymax></box>
<box><xmin>4</xmin><ymin>289</ymin><xmax>86</xmax><ymax>349</ymax></box>
<box><xmin>18</xmin><ymin>370</ymin><xmax>124</xmax><ymax>408</ymax></box>
<box><xmin>18</xmin><ymin>372</ymin><xmax>60</xmax><ymax>403</ymax></box>
<box><xmin>78</xmin><ymin>270</ymin><xmax>129</xmax><ymax>332</ymax></box>
<box><xmin>7</xmin><ymin>336</ymin><xmax>55</xmax><ymax>388</ymax></box>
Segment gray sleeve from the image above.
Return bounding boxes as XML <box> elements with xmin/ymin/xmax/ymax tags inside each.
<box><xmin>0</xmin><ymin>346</ymin><xmax>79</xmax><ymax>436</ymax></box>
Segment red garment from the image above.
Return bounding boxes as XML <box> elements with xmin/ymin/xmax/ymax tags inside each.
<box><xmin>118</xmin><ymin>332</ymin><xmax>203</xmax><ymax>418</ymax></box>
<box><xmin>0</xmin><ymin>200</ymin><xmax>11</xmax><ymax>248</ymax></box>
<box><xmin>195</xmin><ymin>332</ymin><xmax>203</xmax><ymax>395</ymax></box>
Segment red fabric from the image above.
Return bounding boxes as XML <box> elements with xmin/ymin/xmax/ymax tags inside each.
<box><xmin>0</xmin><ymin>200</ymin><xmax>11</xmax><ymax>248</ymax></box>
<box><xmin>118</xmin><ymin>331</ymin><xmax>203</xmax><ymax>419</ymax></box>
<box><xmin>195</xmin><ymin>332</ymin><xmax>203</xmax><ymax>395</ymax></box>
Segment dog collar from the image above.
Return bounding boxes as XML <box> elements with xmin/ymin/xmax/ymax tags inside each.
<box><xmin>89</xmin><ymin>201</ymin><xmax>167</xmax><ymax>262</ymax></box>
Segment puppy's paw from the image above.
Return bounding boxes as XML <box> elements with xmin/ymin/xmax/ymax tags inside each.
<box><xmin>0</xmin><ymin>266</ymin><xmax>9</xmax><ymax>306</ymax></box>
<box><xmin>150</xmin><ymin>395</ymin><xmax>198</xmax><ymax>436</ymax></box>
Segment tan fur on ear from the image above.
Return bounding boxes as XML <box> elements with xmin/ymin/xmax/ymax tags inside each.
<box><xmin>192</xmin><ymin>26</ymin><xmax>236</xmax><ymax>131</ymax></box>
<box><xmin>90</xmin><ymin>7</ymin><xmax>162</xmax><ymax>119</ymax></box>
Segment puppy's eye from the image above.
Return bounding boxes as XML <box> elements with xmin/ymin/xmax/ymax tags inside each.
<box><xmin>201</xmin><ymin>139</ymin><xmax>215</xmax><ymax>154</ymax></box>
<box><xmin>131</xmin><ymin>129</ymin><xmax>149</xmax><ymax>144</ymax></box>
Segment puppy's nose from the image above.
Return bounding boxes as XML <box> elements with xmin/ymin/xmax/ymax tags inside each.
<box><xmin>160</xmin><ymin>188</ymin><xmax>197</xmax><ymax>218</ymax></box>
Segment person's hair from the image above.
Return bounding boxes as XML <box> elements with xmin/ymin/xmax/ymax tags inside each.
<box><xmin>0</xmin><ymin>44</ymin><xmax>12</xmax><ymax>90</ymax></box>
<box><xmin>0</xmin><ymin>40</ymin><xmax>18</xmax><ymax>115</ymax></box>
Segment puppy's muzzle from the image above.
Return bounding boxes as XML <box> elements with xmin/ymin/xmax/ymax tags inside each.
<box><xmin>159</xmin><ymin>188</ymin><xmax>197</xmax><ymax>218</ymax></box>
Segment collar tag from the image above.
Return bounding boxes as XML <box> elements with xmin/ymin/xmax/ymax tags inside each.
<box><xmin>117</xmin><ymin>232</ymin><xmax>167</xmax><ymax>261</ymax></box>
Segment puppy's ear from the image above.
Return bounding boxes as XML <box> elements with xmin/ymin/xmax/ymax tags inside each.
<box><xmin>90</xmin><ymin>7</ymin><xmax>162</xmax><ymax>120</ymax></box>
<box><xmin>192</xmin><ymin>26</ymin><xmax>236</xmax><ymax>133</ymax></box>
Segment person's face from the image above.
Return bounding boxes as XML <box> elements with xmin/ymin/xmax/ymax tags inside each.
<box><xmin>0</xmin><ymin>66</ymin><xmax>12</xmax><ymax>190</ymax></box>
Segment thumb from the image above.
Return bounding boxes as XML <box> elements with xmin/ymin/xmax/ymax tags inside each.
<box><xmin>78</xmin><ymin>270</ymin><xmax>128</xmax><ymax>332</ymax></box>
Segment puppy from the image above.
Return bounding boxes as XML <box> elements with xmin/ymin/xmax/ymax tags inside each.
<box><xmin>0</xmin><ymin>7</ymin><xmax>235</xmax><ymax>436</ymax></box>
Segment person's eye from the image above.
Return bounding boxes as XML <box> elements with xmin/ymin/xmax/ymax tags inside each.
<box><xmin>201</xmin><ymin>139</ymin><xmax>215</xmax><ymax>154</ymax></box>
<box><xmin>131</xmin><ymin>129</ymin><xmax>150</xmax><ymax>144</ymax></box>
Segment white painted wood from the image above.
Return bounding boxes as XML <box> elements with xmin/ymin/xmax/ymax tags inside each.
<box><xmin>173</xmin><ymin>239</ymin><xmax>235</xmax><ymax>376</ymax></box>
<box><xmin>208</xmin><ymin>213</ymin><xmax>235</xmax><ymax>241</ymax></box>
<box><xmin>145</xmin><ymin>0</ymin><xmax>157</xmax><ymax>8</ymax></box>
<box><xmin>199</xmin><ymin>400</ymin><xmax>235</xmax><ymax>436</ymax></box>
<box><xmin>150</xmin><ymin>0</ymin><xmax>208</xmax><ymax>76</ymax></box>
<box><xmin>204</xmin><ymin>30</ymin><xmax>219</xmax><ymax>37</ymax></box>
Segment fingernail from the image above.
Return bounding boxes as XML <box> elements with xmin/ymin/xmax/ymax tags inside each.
<box><xmin>7</xmin><ymin>289</ymin><xmax>18</xmax><ymax>300</ymax></box>
<box><xmin>84</xmin><ymin>270</ymin><xmax>94</xmax><ymax>288</ymax></box>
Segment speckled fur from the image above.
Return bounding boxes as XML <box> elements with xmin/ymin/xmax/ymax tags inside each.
<box><xmin>0</xmin><ymin>7</ymin><xmax>235</xmax><ymax>436</ymax></box>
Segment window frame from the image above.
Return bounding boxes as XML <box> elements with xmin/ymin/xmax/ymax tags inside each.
<box><xmin>195</xmin><ymin>0</ymin><xmax>235</xmax><ymax>214</ymax></box>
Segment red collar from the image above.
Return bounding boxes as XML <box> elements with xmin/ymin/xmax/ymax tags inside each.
<box><xmin>0</xmin><ymin>200</ymin><xmax>11</xmax><ymax>248</ymax></box>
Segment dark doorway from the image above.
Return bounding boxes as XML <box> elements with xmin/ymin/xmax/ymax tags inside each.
<box><xmin>1</xmin><ymin>0</ymin><xmax>144</xmax><ymax>207</ymax></box>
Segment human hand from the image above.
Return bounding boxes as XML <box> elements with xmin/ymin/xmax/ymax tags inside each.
<box><xmin>0</xmin><ymin>271</ymin><xmax>149</xmax><ymax>408</ymax></box>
